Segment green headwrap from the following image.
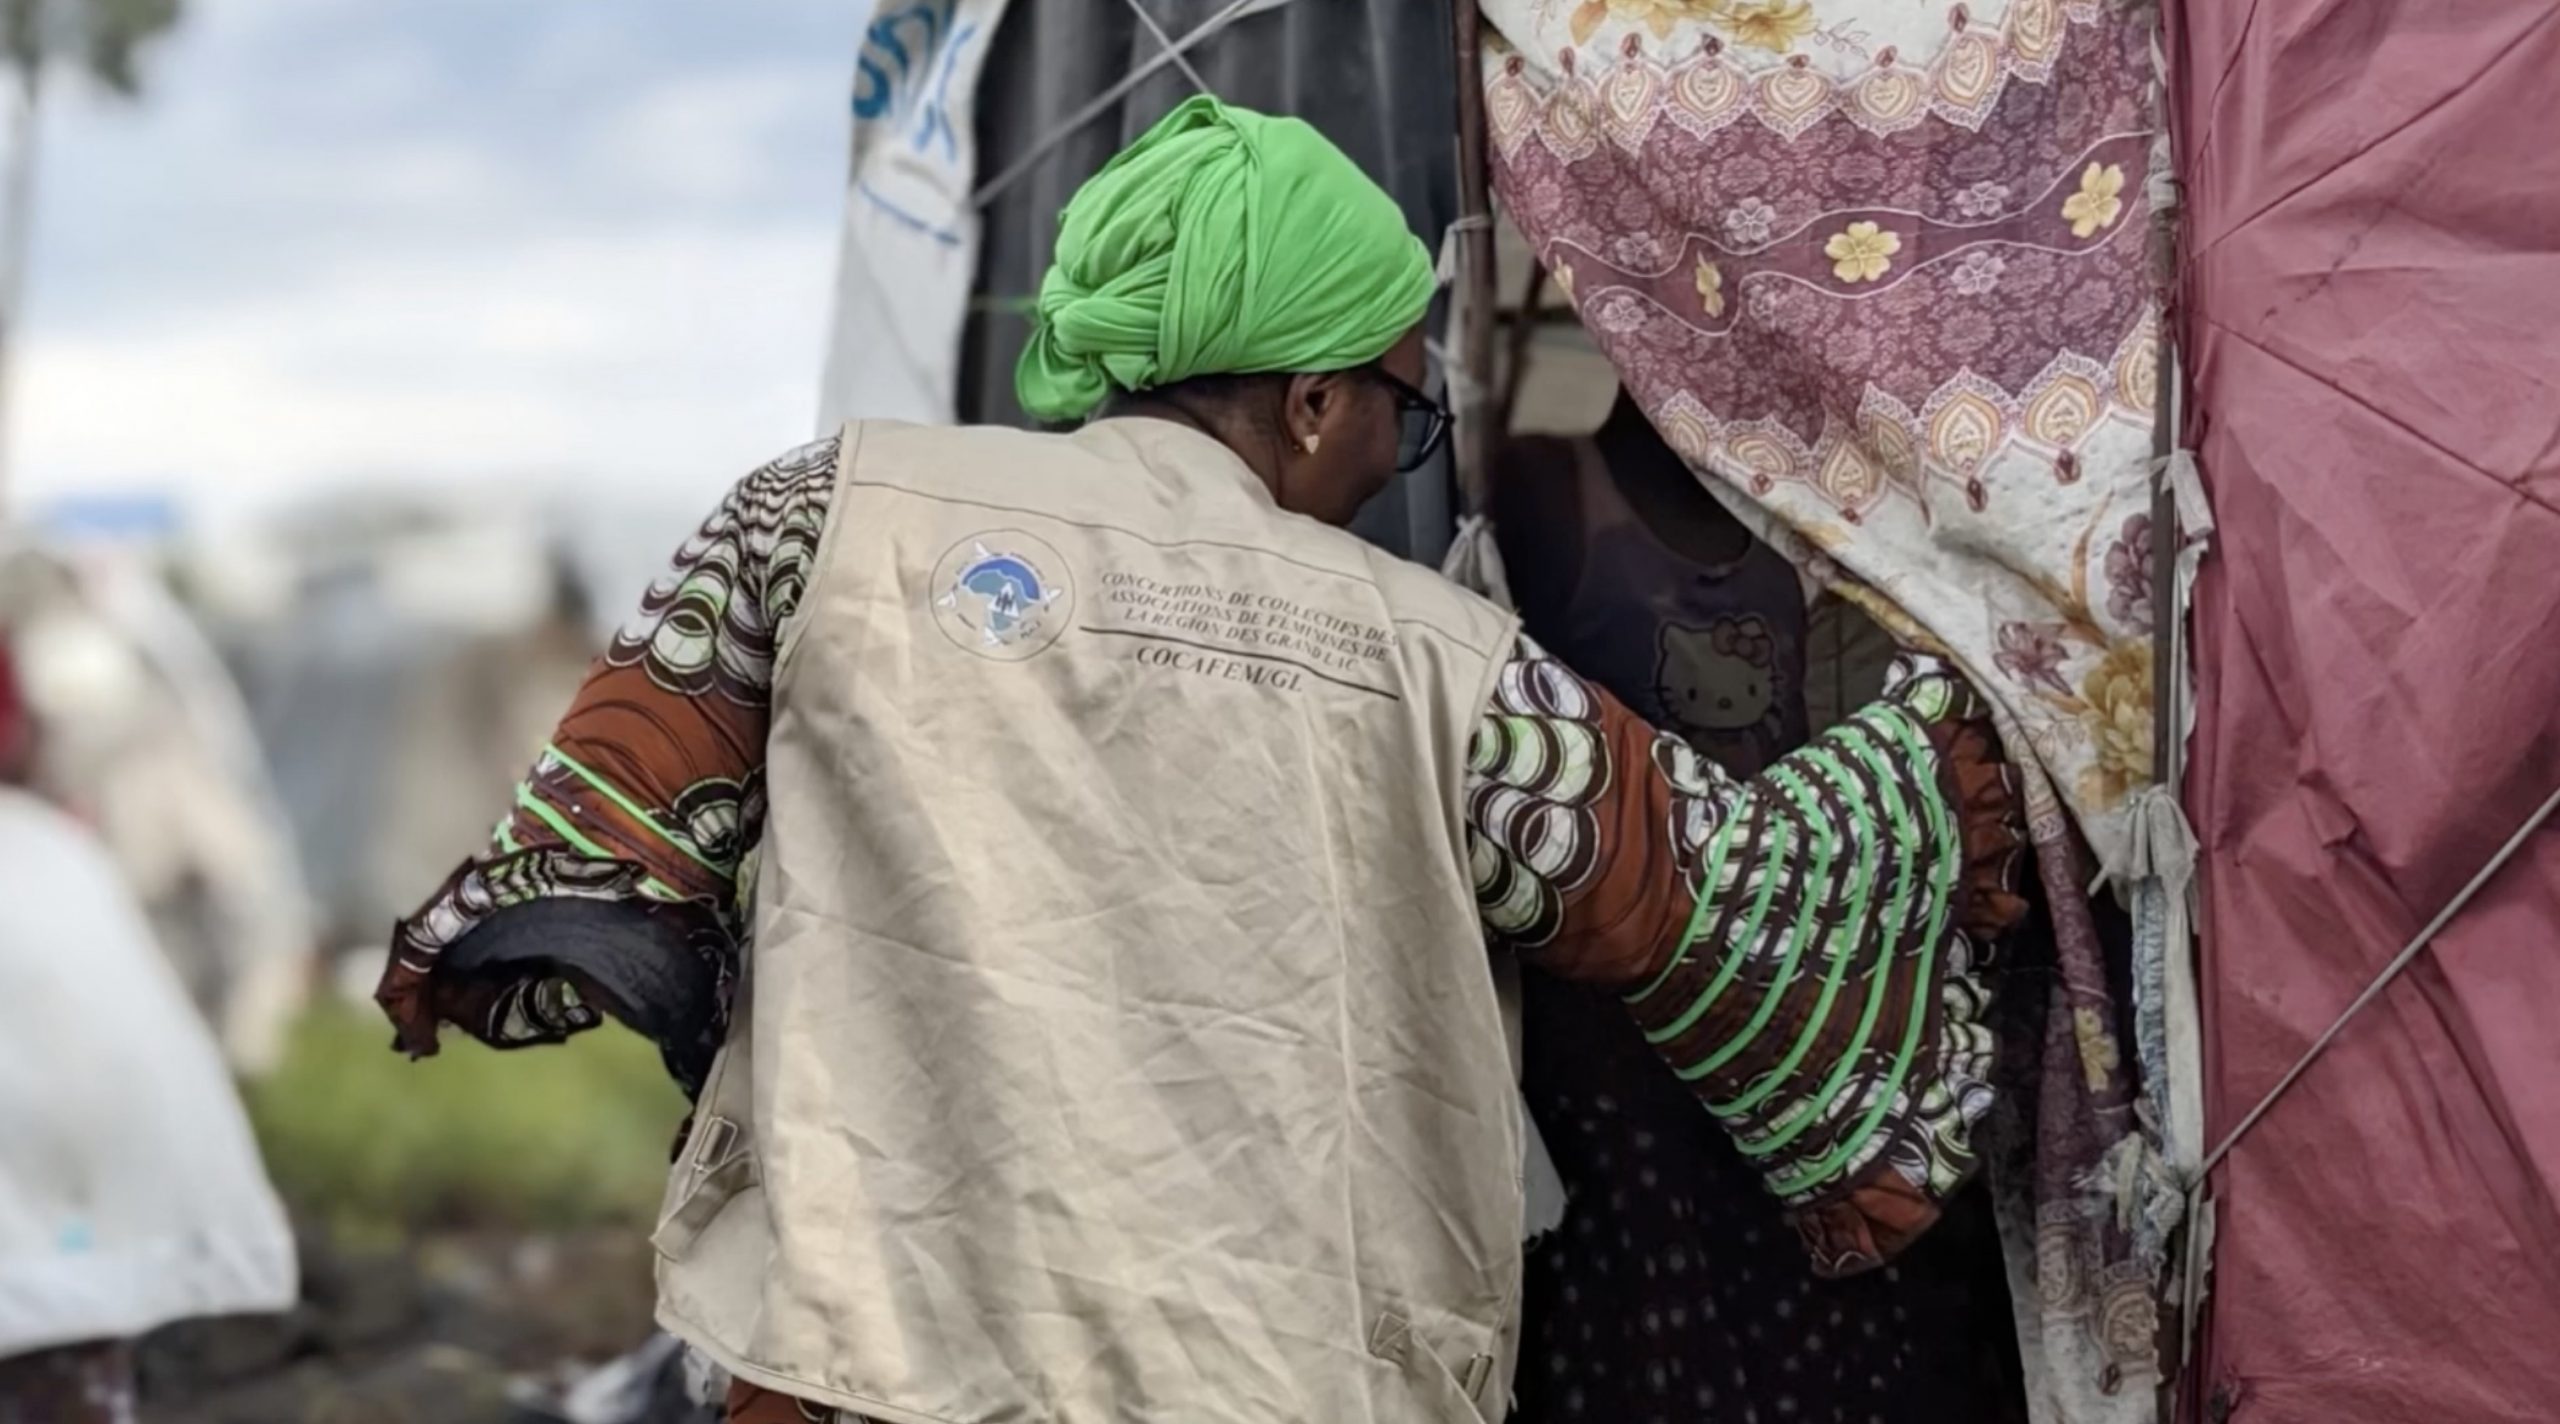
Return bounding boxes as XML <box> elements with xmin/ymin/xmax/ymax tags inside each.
<box><xmin>1015</xmin><ymin>96</ymin><xmax>1437</xmax><ymax>424</ymax></box>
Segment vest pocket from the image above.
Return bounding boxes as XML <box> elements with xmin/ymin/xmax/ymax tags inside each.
<box><xmin>652</xmin><ymin>1113</ymin><xmax>760</xmax><ymax>1262</ymax></box>
<box><xmin>1368</xmin><ymin>1312</ymin><xmax>1504</xmax><ymax>1422</ymax></box>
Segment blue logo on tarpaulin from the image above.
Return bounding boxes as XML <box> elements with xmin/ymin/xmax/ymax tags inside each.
<box><xmin>853</xmin><ymin>3</ymin><xmax>950</xmax><ymax>123</ymax></box>
<box><xmin>932</xmin><ymin>533</ymin><xmax>1072</xmax><ymax>659</ymax></box>
<box><xmin>852</xmin><ymin>0</ymin><xmax>976</xmax><ymax>160</ymax></box>
<box><xmin>848</xmin><ymin>1</ymin><xmax>979</xmax><ymax>245</ymax></box>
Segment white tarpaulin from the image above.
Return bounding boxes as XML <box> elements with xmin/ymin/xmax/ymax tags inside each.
<box><xmin>0</xmin><ymin>789</ymin><xmax>295</xmax><ymax>1356</ymax></box>
<box><xmin>815</xmin><ymin>0</ymin><xmax>1016</xmax><ymax>428</ymax></box>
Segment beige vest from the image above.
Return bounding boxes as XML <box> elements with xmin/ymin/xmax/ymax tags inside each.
<box><xmin>653</xmin><ymin>419</ymin><xmax>1525</xmax><ymax>1423</ymax></box>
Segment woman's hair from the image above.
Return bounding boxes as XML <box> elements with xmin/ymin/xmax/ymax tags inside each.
<box><xmin>1103</xmin><ymin>370</ymin><xmax>1291</xmax><ymax>434</ymax></box>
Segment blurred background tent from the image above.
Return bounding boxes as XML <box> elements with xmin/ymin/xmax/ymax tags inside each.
<box><xmin>202</xmin><ymin>500</ymin><xmax>595</xmax><ymax>963</ymax></box>
<box><xmin>0</xmin><ymin>540</ymin><xmax>313</xmax><ymax>1075</ymax></box>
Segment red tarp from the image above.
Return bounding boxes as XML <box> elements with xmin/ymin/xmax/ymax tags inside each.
<box><xmin>2175</xmin><ymin>3</ymin><xmax>2560</xmax><ymax>1419</ymax></box>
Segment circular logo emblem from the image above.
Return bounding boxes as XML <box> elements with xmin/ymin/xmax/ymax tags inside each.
<box><xmin>930</xmin><ymin>530</ymin><xmax>1074</xmax><ymax>660</ymax></box>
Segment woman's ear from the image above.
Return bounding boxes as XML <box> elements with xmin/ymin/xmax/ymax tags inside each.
<box><xmin>1283</xmin><ymin>370</ymin><xmax>1351</xmax><ymax>452</ymax></box>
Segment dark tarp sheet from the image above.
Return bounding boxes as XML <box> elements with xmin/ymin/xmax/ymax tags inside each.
<box><xmin>962</xmin><ymin>0</ymin><xmax>1462</xmax><ymax>565</ymax></box>
<box><xmin>2175</xmin><ymin>4</ymin><xmax>2560</xmax><ymax>1419</ymax></box>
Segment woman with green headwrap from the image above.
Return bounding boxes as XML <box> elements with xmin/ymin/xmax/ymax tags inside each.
<box><xmin>376</xmin><ymin>97</ymin><xmax>2024</xmax><ymax>1424</ymax></box>
<box><xmin>1017</xmin><ymin>94</ymin><xmax>1452</xmax><ymax>525</ymax></box>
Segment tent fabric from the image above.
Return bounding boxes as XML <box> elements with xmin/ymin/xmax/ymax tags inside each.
<box><xmin>1</xmin><ymin>552</ymin><xmax>315</xmax><ymax>1077</ymax></box>
<box><xmin>0</xmin><ymin>790</ymin><xmax>297</xmax><ymax>1356</ymax></box>
<box><xmin>2174</xmin><ymin>2</ymin><xmax>2560</xmax><ymax>1419</ymax></box>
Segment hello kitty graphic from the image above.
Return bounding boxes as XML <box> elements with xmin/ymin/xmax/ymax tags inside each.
<box><xmin>1650</xmin><ymin>616</ymin><xmax>1788</xmax><ymax>764</ymax></box>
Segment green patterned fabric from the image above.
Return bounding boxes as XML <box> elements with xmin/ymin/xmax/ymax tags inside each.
<box><xmin>1464</xmin><ymin>651</ymin><xmax>2001</xmax><ymax>1273</ymax></box>
<box><xmin>1625</xmin><ymin>697</ymin><xmax>1982</xmax><ymax>1208</ymax></box>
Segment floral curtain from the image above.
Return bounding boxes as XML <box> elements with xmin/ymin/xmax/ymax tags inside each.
<box><xmin>1479</xmin><ymin>1</ymin><xmax>2165</xmax><ymax>1418</ymax></box>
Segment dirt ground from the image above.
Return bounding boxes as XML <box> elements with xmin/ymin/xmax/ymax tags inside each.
<box><xmin>138</xmin><ymin>1227</ymin><xmax>696</xmax><ymax>1424</ymax></box>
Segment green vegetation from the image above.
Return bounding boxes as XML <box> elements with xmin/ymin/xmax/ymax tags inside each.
<box><xmin>244</xmin><ymin>1004</ymin><xmax>685</xmax><ymax>1240</ymax></box>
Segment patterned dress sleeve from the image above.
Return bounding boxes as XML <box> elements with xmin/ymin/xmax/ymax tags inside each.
<box><xmin>1468</xmin><ymin>640</ymin><xmax>2024</xmax><ymax>1276</ymax></box>
<box><xmin>375</xmin><ymin>435</ymin><xmax>839</xmax><ymax>1088</ymax></box>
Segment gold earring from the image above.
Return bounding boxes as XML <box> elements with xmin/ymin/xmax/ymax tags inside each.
<box><xmin>1302</xmin><ymin>434</ymin><xmax>1321</xmax><ymax>455</ymax></box>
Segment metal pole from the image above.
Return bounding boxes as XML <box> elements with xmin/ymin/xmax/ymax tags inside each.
<box><xmin>2148</xmin><ymin>350</ymin><xmax>2179</xmax><ymax>789</ymax></box>
<box><xmin>1449</xmin><ymin>0</ymin><xmax>1499</xmax><ymax>515</ymax></box>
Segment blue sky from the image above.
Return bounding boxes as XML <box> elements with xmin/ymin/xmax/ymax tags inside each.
<box><xmin>17</xmin><ymin>0</ymin><xmax>859</xmax><ymax>521</ymax></box>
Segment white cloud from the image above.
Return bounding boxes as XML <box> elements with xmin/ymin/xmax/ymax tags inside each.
<box><xmin>12</xmin><ymin>0</ymin><xmax>857</xmax><ymax>522</ymax></box>
<box><xmin>590</xmin><ymin>65</ymin><xmax>835</xmax><ymax>207</ymax></box>
<box><xmin>19</xmin><ymin>224</ymin><xmax>835</xmax><ymax>514</ymax></box>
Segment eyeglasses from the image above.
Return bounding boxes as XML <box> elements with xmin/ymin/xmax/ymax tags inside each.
<box><xmin>1358</xmin><ymin>367</ymin><xmax>1453</xmax><ymax>474</ymax></box>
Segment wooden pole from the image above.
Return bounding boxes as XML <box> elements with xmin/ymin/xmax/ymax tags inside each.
<box><xmin>1495</xmin><ymin>261</ymin><xmax>1546</xmax><ymax>438</ymax></box>
<box><xmin>1449</xmin><ymin>0</ymin><xmax>1498</xmax><ymax>515</ymax></box>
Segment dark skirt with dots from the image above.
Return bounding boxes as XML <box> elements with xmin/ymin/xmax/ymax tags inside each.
<box><xmin>1512</xmin><ymin>979</ymin><xmax>2027</xmax><ymax>1424</ymax></box>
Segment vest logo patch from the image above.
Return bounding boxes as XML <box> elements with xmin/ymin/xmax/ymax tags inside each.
<box><xmin>932</xmin><ymin>532</ymin><xmax>1073</xmax><ymax>660</ymax></box>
